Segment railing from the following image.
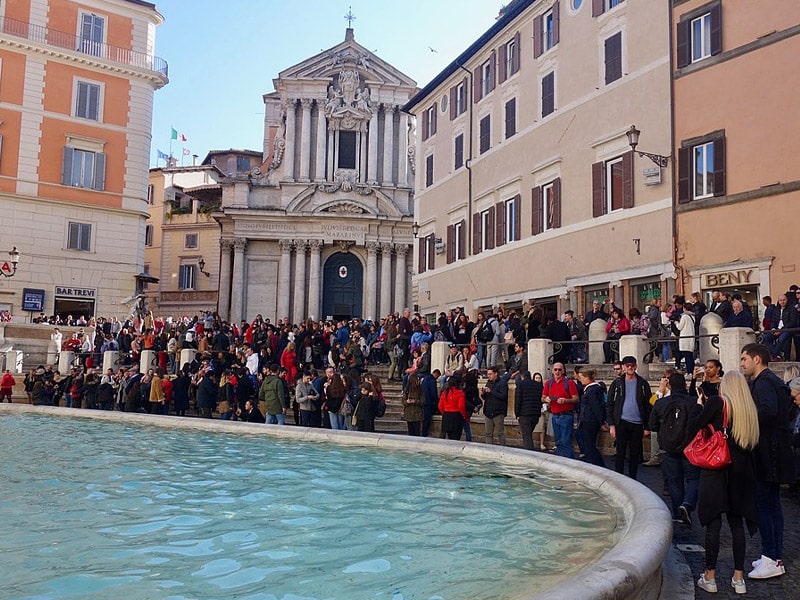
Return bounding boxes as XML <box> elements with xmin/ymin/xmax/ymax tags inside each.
<box><xmin>0</xmin><ymin>16</ymin><xmax>168</xmax><ymax>78</ymax></box>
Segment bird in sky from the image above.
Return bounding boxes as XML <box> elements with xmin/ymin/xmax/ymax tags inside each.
<box><xmin>427</xmin><ymin>46</ymin><xmax>438</xmax><ymax>53</ymax></box>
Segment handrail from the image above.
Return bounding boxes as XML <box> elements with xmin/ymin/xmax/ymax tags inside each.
<box><xmin>0</xmin><ymin>16</ymin><xmax>168</xmax><ymax>78</ymax></box>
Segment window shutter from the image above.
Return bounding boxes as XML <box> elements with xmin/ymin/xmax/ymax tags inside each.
<box><xmin>68</xmin><ymin>222</ymin><xmax>78</xmax><ymax>248</ymax></box>
<box><xmin>713</xmin><ymin>136</ymin><xmax>726</xmax><ymax>197</ymax></box>
<box><xmin>553</xmin><ymin>1</ymin><xmax>561</xmax><ymax>45</ymax></box>
<box><xmin>459</xmin><ymin>219</ymin><xmax>467</xmax><ymax>258</ymax></box>
<box><xmin>472</xmin><ymin>212</ymin><xmax>481</xmax><ymax>255</ymax></box>
<box><xmin>88</xmin><ymin>84</ymin><xmax>99</xmax><ymax>120</ymax></box>
<box><xmin>446</xmin><ymin>224</ymin><xmax>455</xmax><ymax>264</ymax></box>
<box><xmin>505</xmin><ymin>98</ymin><xmax>516</xmax><ymax>138</ymax></box>
<box><xmin>552</xmin><ymin>178</ymin><xmax>562</xmax><ymax>228</ymax></box>
<box><xmin>80</xmin><ymin>224</ymin><xmax>91</xmax><ymax>251</ymax></box>
<box><xmin>513</xmin><ymin>31</ymin><xmax>521</xmax><ymax>73</ymax></box>
<box><xmin>533</xmin><ymin>15</ymin><xmax>543</xmax><ymax>58</ymax></box>
<box><xmin>94</xmin><ymin>152</ymin><xmax>106</xmax><ymax>190</ymax></box>
<box><xmin>461</xmin><ymin>77</ymin><xmax>468</xmax><ymax>112</ymax></box>
<box><xmin>431</xmin><ymin>106</ymin><xmax>437</xmax><ymax>136</ymax></box>
<box><xmin>427</xmin><ymin>235</ymin><xmax>435</xmax><ymax>270</ymax></box>
<box><xmin>513</xmin><ymin>194</ymin><xmax>521</xmax><ymax>241</ymax></box>
<box><xmin>450</xmin><ymin>86</ymin><xmax>457</xmax><ymax>120</ymax></box>
<box><xmin>495</xmin><ymin>201</ymin><xmax>505</xmax><ymax>247</ymax></box>
<box><xmin>486</xmin><ymin>209</ymin><xmax>495</xmax><ymax>250</ymax></box>
<box><xmin>621</xmin><ymin>150</ymin><xmax>634</xmax><ymax>209</ymax></box>
<box><xmin>421</xmin><ymin>110</ymin><xmax>429</xmax><ymax>141</ymax></box>
<box><xmin>676</xmin><ymin>19</ymin><xmax>690</xmax><ymax>69</ymax></box>
<box><xmin>474</xmin><ymin>66</ymin><xmax>483</xmax><ymax>103</ymax></box>
<box><xmin>675</xmin><ymin>146</ymin><xmax>691</xmax><ymax>203</ymax></box>
<box><xmin>592</xmin><ymin>0</ymin><xmax>604</xmax><ymax>17</ymax></box>
<box><xmin>710</xmin><ymin>3</ymin><xmax>722</xmax><ymax>56</ymax></box>
<box><xmin>418</xmin><ymin>238</ymin><xmax>426</xmax><ymax>273</ymax></box>
<box><xmin>489</xmin><ymin>50</ymin><xmax>496</xmax><ymax>93</ymax></box>
<box><xmin>605</xmin><ymin>33</ymin><xmax>622</xmax><ymax>85</ymax></box>
<box><xmin>531</xmin><ymin>187</ymin><xmax>542</xmax><ymax>235</ymax></box>
<box><xmin>592</xmin><ymin>160</ymin><xmax>607</xmax><ymax>217</ymax></box>
<box><xmin>62</xmin><ymin>146</ymin><xmax>74</xmax><ymax>185</ymax></box>
<box><xmin>498</xmin><ymin>42</ymin><xmax>507</xmax><ymax>84</ymax></box>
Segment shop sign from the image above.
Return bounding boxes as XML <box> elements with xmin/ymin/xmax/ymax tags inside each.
<box><xmin>55</xmin><ymin>286</ymin><xmax>96</xmax><ymax>298</ymax></box>
<box><xmin>703</xmin><ymin>269</ymin><xmax>753</xmax><ymax>288</ymax></box>
<box><xmin>22</xmin><ymin>288</ymin><xmax>45</xmax><ymax>312</ymax></box>
<box><xmin>638</xmin><ymin>287</ymin><xmax>662</xmax><ymax>301</ymax></box>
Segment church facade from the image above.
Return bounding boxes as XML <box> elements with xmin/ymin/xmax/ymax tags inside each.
<box><xmin>215</xmin><ymin>29</ymin><xmax>417</xmax><ymax>324</ymax></box>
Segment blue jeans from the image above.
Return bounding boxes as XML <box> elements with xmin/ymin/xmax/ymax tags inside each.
<box><xmin>578</xmin><ymin>422</ymin><xmax>605</xmax><ymax>467</ymax></box>
<box><xmin>756</xmin><ymin>481</ymin><xmax>784</xmax><ymax>559</ymax></box>
<box><xmin>328</xmin><ymin>411</ymin><xmax>347</xmax><ymax>430</ymax></box>
<box><xmin>661</xmin><ymin>452</ymin><xmax>699</xmax><ymax>517</ymax></box>
<box><xmin>551</xmin><ymin>412</ymin><xmax>575</xmax><ymax>458</ymax></box>
<box><xmin>765</xmin><ymin>331</ymin><xmax>793</xmax><ymax>359</ymax></box>
<box><xmin>675</xmin><ymin>351</ymin><xmax>694</xmax><ymax>371</ymax></box>
<box><xmin>463</xmin><ymin>418</ymin><xmax>473</xmax><ymax>442</ymax></box>
<box><xmin>266</xmin><ymin>413</ymin><xmax>286</xmax><ymax>425</ymax></box>
<box><xmin>476</xmin><ymin>343</ymin><xmax>486</xmax><ymax>370</ymax></box>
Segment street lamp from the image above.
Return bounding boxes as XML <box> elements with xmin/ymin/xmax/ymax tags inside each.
<box><xmin>0</xmin><ymin>246</ymin><xmax>19</xmax><ymax>277</ymax></box>
<box><xmin>412</xmin><ymin>221</ymin><xmax>420</xmax><ymax>238</ymax></box>
<box><xmin>197</xmin><ymin>257</ymin><xmax>210</xmax><ymax>277</ymax></box>
<box><xmin>626</xmin><ymin>125</ymin><xmax>670</xmax><ymax>168</ymax></box>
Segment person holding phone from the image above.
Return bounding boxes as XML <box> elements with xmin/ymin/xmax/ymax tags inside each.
<box><xmin>689</xmin><ymin>359</ymin><xmax>723</xmax><ymax>399</ymax></box>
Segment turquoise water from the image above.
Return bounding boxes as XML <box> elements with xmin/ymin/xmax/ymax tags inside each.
<box><xmin>1</xmin><ymin>414</ymin><xmax>621</xmax><ymax>600</ymax></box>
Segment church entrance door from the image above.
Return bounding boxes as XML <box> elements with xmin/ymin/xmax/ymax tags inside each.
<box><xmin>322</xmin><ymin>252</ymin><xmax>363</xmax><ymax>321</ymax></box>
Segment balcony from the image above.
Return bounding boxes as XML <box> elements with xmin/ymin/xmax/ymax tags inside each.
<box><xmin>0</xmin><ymin>16</ymin><xmax>168</xmax><ymax>78</ymax></box>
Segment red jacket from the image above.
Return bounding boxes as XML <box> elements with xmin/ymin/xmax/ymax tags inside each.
<box><xmin>1</xmin><ymin>372</ymin><xmax>15</xmax><ymax>392</ymax></box>
<box><xmin>438</xmin><ymin>387</ymin><xmax>467</xmax><ymax>419</ymax></box>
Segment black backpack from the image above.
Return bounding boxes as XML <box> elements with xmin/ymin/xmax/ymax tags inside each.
<box><xmin>477</xmin><ymin>320</ymin><xmax>494</xmax><ymax>343</ymax></box>
<box><xmin>658</xmin><ymin>398</ymin><xmax>690</xmax><ymax>454</ymax></box>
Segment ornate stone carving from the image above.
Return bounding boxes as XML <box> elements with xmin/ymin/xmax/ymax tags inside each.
<box><xmin>308</xmin><ymin>239</ymin><xmax>322</xmax><ymax>252</ymax></box>
<box><xmin>395</xmin><ymin>243</ymin><xmax>409</xmax><ymax>257</ymax></box>
<box><xmin>327</xmin><ymin>47</ymin><xmax>371</xmax><ymax>70</ymax></box>
<box><xmin>279</xmin><ymin>239</ymin><xmax>293</xmax><ymax>253</ymax></box>
<box><xmin>324</xmin><ymin>69</ymin><xmax>373</xmax><ymax>122</ymax></box>
<box><xmin>317</xmin><ymin>169</ymin><xmax>373</xmax><ymax>195</ymax></box>
<box><xmin>300</xmin><ymin>98</ymin><xmax>312</xmax><ymax>109</ymax></box>
<box><xmin>407</xmin><ymin>146</ymin><xmax>416</xmax><ymax>175</ymax></box>
<box><xmin>325</xmin><ymin>202</ymin><xmax>365</xmax><ymax>214</ymax></box>
<box><xmin>233</xmin><ymin>238</ymin><xmax>247</xmax><ymax>252</ymax></box>
<box><xmin>220</xmin><ymin>238</ymin><xmax>235</xmax><ymax>252</ymax></box>
<box><xmin>293</xmin><ymin>240</ymin><xmax>308</xmax><ymax>253</ymax></box>
<box><xmin>366</xmin><ymin>241</ymin><xmax>380</xmax><ymax>254</ymax></box>
<box><xmin>380</xmin><ymin>242</ymin><xmax>394</xmax><ymax>255</ymax></box>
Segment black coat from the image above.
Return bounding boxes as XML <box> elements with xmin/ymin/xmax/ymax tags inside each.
<box><xmin>607</xmin><ymin>374</ymin><xmax>652</xmax><ymax>428</ymax></box>
<box><xmin>579</xmin><ymin>381</ymin><xmax>607</xmax><ymax>427</ymax></box>
<box><xmin>750</xmin><ymin>369</ymin><xmax>796</xmax><ymax>484</ymax></box>
<box><xmin>196</xmin><ymin>375</ymin><xmax>217</xmax><ymax>410</ymax></box>
<box><xmin>482</xmin><ymin>374</ymin><xmax>509</xmax><ymax>418</ymax></box>
<box><xmin>172</xmin><ymin>374</ymin><xmax>190</xmax><ymax>411</ymax></box>
<box><xmin>514</xmin><ymin>378</ymin><xmax>543</xmax><ymax>419</ymax></box>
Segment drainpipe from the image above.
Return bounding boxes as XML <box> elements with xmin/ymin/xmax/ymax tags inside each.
<box><xmin>457</xmin><ymin>62</ymin><xmax>474</xmax><ymax>255</ymax></box>
<box><xmin>668</xmin><ymin>5</ymin><xmax>683</xmax><ymax>294</ymax></box>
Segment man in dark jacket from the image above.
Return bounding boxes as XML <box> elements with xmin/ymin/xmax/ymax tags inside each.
<box><xmin>763</xmin><ymin>295</ymin><xmax>799</xmax><ymax>360</ymax></box>
<box><xmin>514</xmin><ymin>370</ymin><xmax>543</xmax><ymax>451</ymax></box>
<box><xmin>481</xmin><ymin>366</ymin><xmax>509</xmax><ymax>445</ymax></box>
<box><xmin>421</xmin><ymin>369</ymin><xmax>441</xmax><ymax>437</ymax></box>
<box><xmin>607</xmin><ymin>355</ymin><xmax>652</xmax><ymax>480</ymax></box>
<box><xmin>741</xmin><ymin>344</ymin><xmax>795</xmax><ymax>579</ymax></box>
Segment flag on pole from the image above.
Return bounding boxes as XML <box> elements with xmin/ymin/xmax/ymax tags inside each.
<box><xmin>171</xmin><ymin>127</ymin><xmax>188</xmax><ymax>142</ymax></box>
<box><xmin>182</xmin><ymin>148</ymin><xmax>190</xmax><ymax>156</ymax></box>
<box><xmin>157</xmin><ymin>149</ymin><xmax>169</xmax><ymax>161</ymax></box>
<box><xmin>179</xmin><ymin>133</ymin><xmax>187</xmax><ymax>142</ymax></box>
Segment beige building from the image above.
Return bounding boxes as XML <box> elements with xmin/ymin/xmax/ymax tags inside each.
<box><xmin>0</xmin><ymin>0</ymin><xmax>167</xmax><ymax>320</ymax></box>
<box><xmin>404</xmin><ymin>0</ymin><xmax>675</xmax><ymax>319</ymax></box>
<box><xmin>214</xmin><ymin>28</ymin><xmax>417</xmax><ymax>324</ymax></box>
<box><xmin>672</xmin><ymin>1</ymin><xmax>800</xmax><ymax>317</ymax></box>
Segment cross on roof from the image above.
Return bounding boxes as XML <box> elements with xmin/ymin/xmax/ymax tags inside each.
<box><xmin>344</xmin><ymin>6</ymin><xmax>356</xmax><ymax>28</ymax></box>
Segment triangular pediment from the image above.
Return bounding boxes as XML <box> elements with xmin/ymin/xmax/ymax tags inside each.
<box><xmin>277</xmin><ymin>30</ymin><xmax>416</xmax><ymax>89</ymax></box>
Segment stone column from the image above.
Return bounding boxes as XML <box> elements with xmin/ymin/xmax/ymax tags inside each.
<box><xmin>327</xmin><ymin>125</ymin><xmax>336</xmax><ymax>180</ymax></box>
<box><xmin>382</xmin><ymin>104</ymin><xmax>395</xmax><ymax>186</ymax></box>
<box><xmin>619</xmin><ymin>335</ymin><xmax>649</xmax><ymax>367</ymax></box>
<box><xmin>367</xmin><ymin>109</ymin><xmax>379</xmax><ymax>184</ymax></box>
<box><xmin>277</xmin><ymin>239</ymin><xmax>292</xmax><ymax>324</ymax></box>
<box><xmin>299</xmin><ymin>98</ymin><xmax>312</xmax><ymax>182</ymax></box>
<box><xmin>588</xmin><ymin>319</ymin><xmax>607</xmax><ymax>364</ymax></box>
<box><xmin>398</xmin><ymin>112</ymin><xmax>409</xmax><ymax>187</ymax></box>
<box><xmin>699</xmin><ymin>312</ymin><xmax>723</xmax><ymax>361</ymax></box>
<box><xmin>307</xmin><ymin>240</ymin><xmax>322</xmax><ymax>320</ymax></box>
<box><xmin>365</xmin><ymin>242</ymin><xmax>379</xmax><ymax>320</ymax></box>
<box><xmin>314</xmin><ymin>102</ymin><xmax>327</xmax><ymax>182</ymax></box>
<box><xmin>217</xmin><ymin>238</ymin><xmax>234</xmax><ymax>321</ymax></box>
<box><xmin>283</xmin><ymin>99</ymin><xmax>296</xmax><ymax>182</ymax></box>
<box><xmin>719</xmin><ymin>327</ymin><xmax>756</xmax><ymax>375</ymax></box>
<box><xmin>380</xmin><ymin>243</ymin><xmax>393</xmax><ymax>318</ymax></box>
<box><xmin>431</xmin><ymin>341</ymin><xmax>449</xmax><ymax>376</ymax></box>
<box><xmin>293</xmin><ymin>240</ymin><xmax>307</xmax><ymax>325</ymax></box>
<box><xmin>394</xmin><ymin>244</ymin><xmax>409</xmax><ymax>313</ymax></box>
<box><xmin>357</xmin><ymin>129</ymin><xmax>366</xmax><ymax>182</ymax></box>
<box><xmin>230</xmin><ymin>238</ymin><xmax>247</xmax><ymax>324</ymax></box>
<box><xmin>527</xmin><ymin>338</ymin><xmax>555</xmax><ymax>379</ymax></box>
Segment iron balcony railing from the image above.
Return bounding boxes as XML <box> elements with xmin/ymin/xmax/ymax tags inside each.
<box><xmin>0</xmin><ymin>16</ymin><xmax>168</xmax><ymax>78</ymax></box>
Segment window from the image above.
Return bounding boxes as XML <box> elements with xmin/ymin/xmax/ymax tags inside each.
<box><xmin>418</xmin><ymin>234</ymin><xmax>435</xmax><ymax>273</ymax></box>
<box><xmin>184</xmin><ymin>233</ymin><xmax>198</xmax><ymax>249</ymax></box>
<box><xmin>454</xmin><ymin>134</ymin><xmax>464</xmax><ymax>170</ymax></box>
<box><xmin>677</xmin><ymin>4</ymin><xmax>721</xmax><ymax>68</ymax></box>
<box><xmin>79</xmin><ymin>13</ymin><xmax>104</xmax><ymax>56</ymax></box>
<box><xmin>592</xmin><ymin>152</ymin><xmax>633</xmax><ymax>216</ymax></box>
<box><xmin>178</xmin><ymin>265</ymin><xmax>196</xmax><ymax>290</ymax></box>
<box><xmin>75</xmin><ymin>81</ymin><xmax>100</xmax><ymax>121</ymax></box>
<box><xmin>572</xmin><ymin>0</ymin><xmax>583</xmax><ymax>9</ymax></box>
<box><xmin>425</xmin><ymin>154</ymin><xmax>434</xmax><ymax>187</ymax></box>
<box><xmin>67</xmin><ymin>222</ymin><xmax>91</xmax><ymax>251</ymax></box>
<box><xmin>479</xmin><ymin>115</ymin><xmax>491</xmax><ymax>154</ymax></box>
<box><xmin>145</xmin><ymin>224</ymin><xmax>153</xmax><ymax>247</ymax></box>
<box><xmin>604</xmin><ymin>32</ymin><xmax>622</xmax><ymax>85</ymax></box>
<box><xmin>473</xmin><ymin>53</ymin><xmax>496</xmax><ymax>103</ymax></box>
<box><xmin>481</xmin><ymin>209</ymin><xmax>494</xmax><ymax>252</ymax></box>
<box><xmin>422</xmin><ymin>105</ymin><xmax>437</xmax><ymax>140</ymax></box>
<box><xmin>499</xmin><ymin>34</ymin><xmax>520</xmax><ymax>81</ymax></box>
<box><xmin>447</xmin><ymin>220</ymin><xmax>467</xmax><ymax>264</ymax></box>
<box><xmin>678</xmin><ymin>133</ymin><xmax>725</xmax><ymax>203</ymax></box>
<box><xmin>147</xmin><ymin>184</ymin><xmax>154</xmax><ymax>205</ymax></box>
<box><xmin>338</xmin><ymin>130</ymin><xmax>356</xmax><ymax>169</ymax></box>
<box><xmin>505</xmin><ymin>39</ymin><xmax>515</xmax><ymax>79</ymax></box>
<box><xmin>62</xmin><ymin>147</ymin><xmax>106</xmax><ymax>190</ymax></box>
<box><xmin>449</xmin><ymin>79</ymin><xmax>468</xmax><ymax>120</ymax></box>
<box><xmin>541</xmin><ymin>72</ymin><xmax>555</xmax><ymax>117</ymax></box>
<box><xmin>505</xmin><ymin>98</ymin><xmax>516</xmax><ymax>139</ymax></box>
<box><xmin>534</xmin><ymin>5</ymin><xmax>560</xmax><ymax>58</ymax></box>
<box><xmin>499</xmin><ymin>196</ymin><xmax>520</xmax><ymax>244</ymax></box>
<box><xmin>481</xmin><ymin>60</ymin><xmax>493</xmax><ymax>97</ymax></box>
<box><xmin>236</xmin><ymin>156</ymin><xmax>250</xmax><ymax>172</ymax></box>
<box><xmin>592</xmin><ymin>0</ymin><xmax>624</xmax><ymax>16</ymax></box>
<box><xmin>535</xmin><ymin>180</ymin><xmax>562</xmax><ymax>233</ymax></box>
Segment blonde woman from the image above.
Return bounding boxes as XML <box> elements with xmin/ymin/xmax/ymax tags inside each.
<box><xmin>690</xmin><ymin>371</ymin><xmax>760</xmax><ymax>595</ymax></box>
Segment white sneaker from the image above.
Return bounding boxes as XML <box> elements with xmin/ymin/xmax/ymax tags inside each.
<box><xmin>697</xmin><ymin>574</ymin><xmax>718</xmax><ymax>593</ymax></box>
<box><xmin>747</xmin><ymin>555</ymin><xmax>785</xmax><ymax>579</ymax></box>
<box><xmin>731</xmin><ymin>577</ymin><xmax>746</xmax><ymax>594</ymax></box>
<box><xmin>751</xmin><ymin>555</ymin><xmax>764</xmax><ymax>568</ymax></box>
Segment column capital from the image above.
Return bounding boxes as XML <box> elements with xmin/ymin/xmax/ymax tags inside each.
<box><xmin>380</xmin><ymin>242</ymin><xmax>394</xmax><ymax>254</ymax></box>
<box><xmin>284</xmin><ymin>98</ymin><xmax>297</xmax><ymax>110</ymax></box>
<box><xmin>383</xmin><ymin>103</ymin><xmax>397</xmax><ymax>113</ymax></box>
<box><xmin>293</xmin><ymin>240</ymin><xmax>308</xmax><ymax>252</ymax></box>
<box><xmin>279</xmin><ymin>239</ymin><xmax>293</xmax><ymax>253</ymax></box>
<box><xmin>220</xmin><ymin>238</ymin><xmax>235</xmax><ymax>252</ymax></box>
<box><xmin>308</xmin><ymin>239</ymin><xmax>323</xmax><ymax>252</ymax></box>
<box><xmin>394</xmin><ymin>243</ymin><xmax>409</xmax><ymax>257</ymax></box>
<box><xmin>366</xmin><ymin>241</ymin><xmax>380</xmax><ymax>254</ymax></box>
<box><xmin>233</xmin><ymin>238</ymin><xmax>247</xmax><ymax>252</ymax></box>
<box><xmin>300</xmin><ymin>98</ymin><xmax>313</xmax><ymax>109</ymax></box>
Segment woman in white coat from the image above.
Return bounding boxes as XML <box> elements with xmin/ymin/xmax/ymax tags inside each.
<box><xmin>674</xmin><ymin>297</ymin><xmax>696</xmax><ymax>372</ymax></box>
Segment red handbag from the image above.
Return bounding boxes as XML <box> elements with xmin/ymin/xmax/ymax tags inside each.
<box><xmin>683</xmin><ymin>398</ymin><xmax>731</xmax><ymax>469</ymax></box>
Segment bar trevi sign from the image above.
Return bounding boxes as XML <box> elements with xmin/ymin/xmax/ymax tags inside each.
<box><xmin>702</xmin><ymin>269</ymin><xmax>754</xmax><ymax>288</ymax></box>
<box><xmin>55</xmin><ymin>286</ymin><xmax>96</xmax><ymax>298</ymax></box>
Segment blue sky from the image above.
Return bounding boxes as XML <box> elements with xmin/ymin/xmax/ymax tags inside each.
<box><xmin>150</xmin><ymin>1</ymin><xmax>504</xmax><ymax>166</ymax></box>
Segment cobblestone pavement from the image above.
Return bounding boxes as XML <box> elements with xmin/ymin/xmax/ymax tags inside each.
<box><xmin>632</xmin><ymin>461</ymin><xmax>799</xmax><ymax>600</ymax></box>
